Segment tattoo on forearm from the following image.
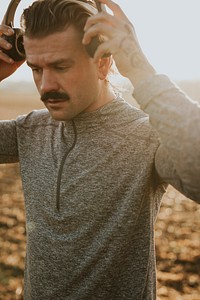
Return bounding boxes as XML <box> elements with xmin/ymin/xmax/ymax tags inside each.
<box><xmin>118</xmin><ymin>23</ymin><xmax>153</xmax><ymax>72</ymax></box>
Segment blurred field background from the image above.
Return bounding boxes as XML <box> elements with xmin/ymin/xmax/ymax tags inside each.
<box><xmin>0</xmin><ymin>80</ymin><xmax>200</xmax><ymax>300</ymax></box>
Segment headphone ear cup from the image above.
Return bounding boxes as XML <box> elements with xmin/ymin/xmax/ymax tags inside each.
<box><xmin>85</xmin><ymin>35</ymin><xmax>101</xmax><ymax>58</ymax></box>
<box><xmin>85</xmin><ymin>35</ymin><xmax>111</xmax><ymax>58</ymax></box>
<box><xmin>2</xmin><ymin>28</ymin><xmax>25</xmax><ymax>61</ymax></box>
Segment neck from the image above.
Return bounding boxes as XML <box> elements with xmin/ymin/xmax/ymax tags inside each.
<box><xmin>86</xmin><ymin>80</ymin><xmax>116</xmax><ymax>113</ymax></box>
<box><xmin>97</xmin><ymin>81</ymin><xmax>116</xmax><ymax>109</ymax></box>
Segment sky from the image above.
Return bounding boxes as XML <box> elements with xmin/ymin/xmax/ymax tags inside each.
<box><xmin>1</xmin><ymin>0</ymin><xmax>200</xmax><ymax>82</ymax></box>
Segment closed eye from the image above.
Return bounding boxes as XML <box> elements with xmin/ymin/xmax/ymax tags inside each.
<box><xmin>26</xmin><ymin>62</ymin><xmax>42</xmax><ymax>73</ymax></box>
<box><xmin>55</xmin><ymin>66</ymin><xmax>71</xmax><ymax>71</ymax></box>
<box><xmin>30</xmin><ymin>68</ymin><xmax>43</xmax><ymax>75</ymax></box>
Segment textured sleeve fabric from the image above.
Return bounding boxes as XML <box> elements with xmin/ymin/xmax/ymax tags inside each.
<box><xmin>0</xmin><ymin>119</ymin><xmax>19</xmax><ymax>163</ymax></box>
<box><xmin>133</xmin><ymin>74</ymin><xmax>200</xmax><ymax>202</ymax></box>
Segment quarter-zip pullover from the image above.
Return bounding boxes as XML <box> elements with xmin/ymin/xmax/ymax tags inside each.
<box><xmin>0</xmin><ymin>78</ymin><xmax>199</xmax><ymax>299</ymax></box>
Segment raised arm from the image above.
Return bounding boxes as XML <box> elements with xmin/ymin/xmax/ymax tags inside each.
<box><xmin>0</xmin><ymin>24</ymin><xmax>23</xmax><ymax>163</ymax></box>
<box><xmin>83</xmin><ymin>0</ymin><xmax>156</xmax><ymax>85</ymax></box>
<box><xmin>0</xmin><ymin>24</ymin><xmax>24</xmax><ymax>81</ymax></box>
<box><xmin>83</xmin><ymin>0</ymin><xmax>200</xmax><ymax>201</ymax></box>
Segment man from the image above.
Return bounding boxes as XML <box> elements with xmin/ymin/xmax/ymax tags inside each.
<box><xmin>0</xmin><ymin>0</ymin><xmax>199</xmax><ymax>299</ymax></box>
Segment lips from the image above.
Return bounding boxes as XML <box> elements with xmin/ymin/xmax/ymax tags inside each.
<box><xmin>46</xmin><ymin>99</ymin><xmax>66</xmax><ymax>103</ymax></box>
<box><xmin>43</xmin><ymin>98</ymin><xmax>70</xmax><ymax>107</ymax></box>
<box><xmin>42</xmin><ymin>99</ymin><xmax>68</xmax><ymax>110</ymax></box>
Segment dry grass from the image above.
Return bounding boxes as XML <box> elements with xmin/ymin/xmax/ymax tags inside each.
<box><xmin>0</xmin><ymin>84</ymin><xmax>43</xmax><ymax>119</ymax></box>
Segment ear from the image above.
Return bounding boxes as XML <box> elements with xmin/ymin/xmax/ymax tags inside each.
<box><xmin>97</xmin><ymin>56</ymin><xmax>113</xmax><ymax>80</ymax></box>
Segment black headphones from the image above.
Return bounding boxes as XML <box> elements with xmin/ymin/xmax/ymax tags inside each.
<box><xmin>1</xmin><ymin>0</ymin><xmax>25</xmax><ymax>61</ymax></box>
<box><xmin>1</xmin><ymin>0</ymin><xmax>108</xmax><ymax>61</ymax></box>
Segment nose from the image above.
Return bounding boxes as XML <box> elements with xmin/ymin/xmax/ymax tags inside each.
<box><xmin>40</xmin><ymin>69</ymin><xmax>59</xmax><ymax>94</ymax></box>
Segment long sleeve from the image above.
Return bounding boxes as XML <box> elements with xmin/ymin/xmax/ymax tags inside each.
<box><xmin>133</xmin><ymin>74</ymin><xmax>200</xmax><ymax>202</ymax></box>
<box><xmin>0</xmin><ymin>119</ymin><xmax>19</xmax><ymax>163</ymax></box>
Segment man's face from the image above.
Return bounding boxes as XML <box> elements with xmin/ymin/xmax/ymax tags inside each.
<box><xmin>24</xmin><ymin>26</ymin><xmax>103</xmax><ymax>121</ymax></box>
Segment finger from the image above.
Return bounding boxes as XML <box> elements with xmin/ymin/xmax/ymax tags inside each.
<box><xmin>0</xmin><ymin>50</ymin><xmax>14</xmax><ymax>64</ymax></box>
<box><xmin>0</xmin><ymin>37</ymin><xmax>12</xmax><ymax>51</ymax></box>
<box><xmin>98</xmin><ymin>0</ymin><xmax>130</xmax><ymax>20</ymax></box>
<box><xmin>84</xmin><ymin>13</ymin><xmax>129</xmax><ymax>43</ymax></box>
<box><xmin>84</xmin><ymin>8</ymin><xmax>132</xmax><ymax>35</ymax></box>
<box><xmin>84</xmin><ymin>11</ymin><xmax>116</xmax><ymax>31</ymax></box>
<box><xmin>83</xmin><ymin>23</ymin><xmax>116</xmax><ymax>44</ymax></box>
<box><xmin>0</xmin><ymin>25</ymin><xmax>14</xmax><ymax>36</ymax></box>
<box><xmin>0</xmin><ymin>26</ymin><xmax>14</xmax><ymax>61</ymax></box>
<box><xmin>93</xmin><ymin>40</ymin><xmax>113</xmax><ymax>63</ymax></box>
<box><xmin>0</xmin><ymin>25</ymin><xmax>14</xmax><ymax>53</ymax></box>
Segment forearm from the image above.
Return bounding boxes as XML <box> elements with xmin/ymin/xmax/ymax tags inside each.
<box><xmin>133</xmin><ymin>74</ymin><xmax>200</xmax><ymax>200</ymax></box>
<box><xmin>84</xmin><ymin>0</ymin><xmax>200</xmax><ymax>200</ymax></box>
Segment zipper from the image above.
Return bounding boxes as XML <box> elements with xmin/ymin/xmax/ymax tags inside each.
<box><xmin>56</xmin><ymin>119</ymin><xmax>77</xmax><ymax>212</ymax></box>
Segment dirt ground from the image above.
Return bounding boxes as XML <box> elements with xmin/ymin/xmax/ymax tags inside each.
<box><xmin>0</xmin><ymin>86</ymin><xmax>200</xmax><ymax>300</ymax></box>
<box><xmin>1</xmin><ymin>164</ymin><xmax>199</xmax><ymax>300</ymax></box>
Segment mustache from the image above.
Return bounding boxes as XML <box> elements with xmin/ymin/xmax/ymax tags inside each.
<box><xmin>41</xmin><ymin>92</ymin><xmax>70</xmax><ymax>102</ymax></box>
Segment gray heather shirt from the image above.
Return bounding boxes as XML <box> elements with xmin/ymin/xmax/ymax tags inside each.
<box><xmin>0</xmin><ymin>75</ymin><xmax>199</xmax><ymax>299</ymax></box>
<box><xmin>134</xmin><ymin>74</ymin><xmax>200</xmax><ymax>199</ymax></box>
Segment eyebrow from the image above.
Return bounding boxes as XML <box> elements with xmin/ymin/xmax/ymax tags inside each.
<box><xmin>26</xmin><ymin>59</ymin><xmax>75</xmax><ymax>68</ymax></box>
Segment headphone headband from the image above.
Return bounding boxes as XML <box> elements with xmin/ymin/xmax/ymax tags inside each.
<box><xmin>1</xmin><ymin>0</ymin><xmax>106</xmax><ymax>61</ymax></box>
<box><xmin>2</xmin><ymin>0</ymin><xmax>21</xmax><ymax>26</ymax></box>
<box><xmin>2</xmin><ymin>0</ymin><xmax>103</xmax><ymax>27</ymax></box>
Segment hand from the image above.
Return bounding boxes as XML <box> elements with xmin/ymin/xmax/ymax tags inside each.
<box><xmin>83</xmin><ymin>0</ymin><xmax>155</xmax><ymax>85</ymax></box>
<box><xmin>0</xmin><ymin>24</ymin><xmax>24</xmax><ymax>81</ymax></box>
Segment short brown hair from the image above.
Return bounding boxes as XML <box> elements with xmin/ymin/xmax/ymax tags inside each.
<box><xmin>21</xmin><ymin>0</ymin><xmax>96</xmax><ymax>38</ymax></box>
